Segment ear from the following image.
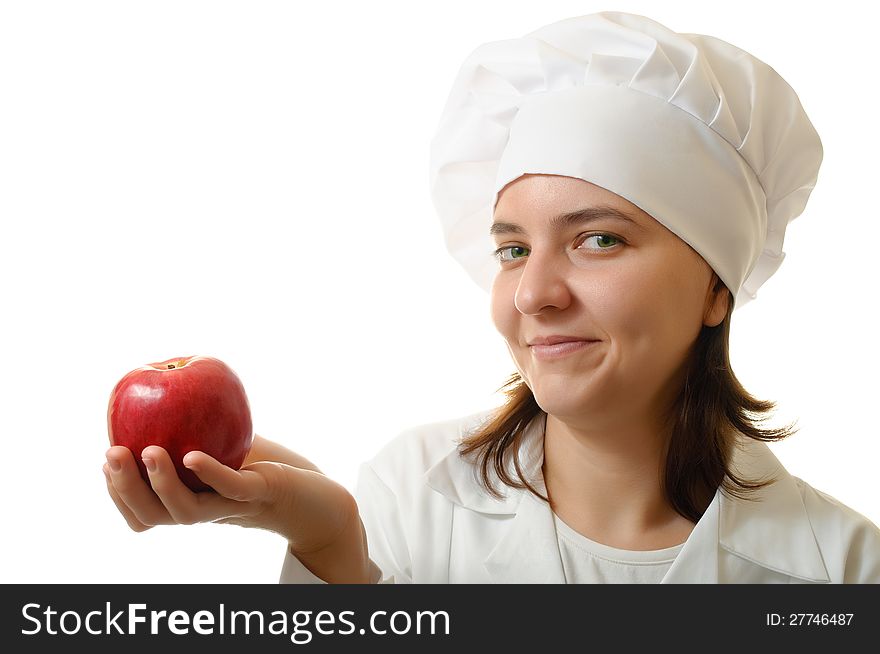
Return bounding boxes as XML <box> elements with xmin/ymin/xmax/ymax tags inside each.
<box><xmin>703</xmin><ymin>273</ymin><xmax>729</xmax><ymax>327</ymax></box>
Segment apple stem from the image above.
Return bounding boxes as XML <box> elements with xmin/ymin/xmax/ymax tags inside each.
<box><xmin>167</xmin><ymin>364</ymin><xmax>176</xmax><ymax>369</ymax></box>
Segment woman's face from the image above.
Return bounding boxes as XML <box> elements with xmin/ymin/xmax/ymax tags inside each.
<box><xmin>490</xmin><ymin>174</ymin><xmax>728</xmax><ymax>427</ymax></box>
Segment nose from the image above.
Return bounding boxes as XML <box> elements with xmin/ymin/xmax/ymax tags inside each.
<box><xmin>514</xmin><ymin>250</ymin><xmax>572</xmax><ymax>315</ymax></box>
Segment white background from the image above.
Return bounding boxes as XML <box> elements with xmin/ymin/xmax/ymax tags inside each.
<box><xmin>1</xmin><ymin>0</ymin><xmax>877</xmax><ymax>583</ymax></box>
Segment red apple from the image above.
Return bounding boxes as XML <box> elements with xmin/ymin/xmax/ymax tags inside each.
<box><xmin>107</xmin><ymin>355</ymin><xmax>253</xmax><ymax>492</ymax></box>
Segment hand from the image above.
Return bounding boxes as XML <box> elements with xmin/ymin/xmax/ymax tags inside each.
<box><xmin>103</xmin><ymin>436</ymin><xmax>371</xmax><ymax>581</ymax></box>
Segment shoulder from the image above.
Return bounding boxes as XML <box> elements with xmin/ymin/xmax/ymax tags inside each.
<box><xmin>794</xmin><ymin>476</ymin><xmax>880</xmax><ymax>582</ymax></box>
<box><xmin>362</xmin><ymin>408</ymin><xmax>493</xmax><ymax>484</ymax></box>
<box><xmin>795</xmin><ymin>476</ymin><xmax>880</xmax><ymax>535</ymax></box>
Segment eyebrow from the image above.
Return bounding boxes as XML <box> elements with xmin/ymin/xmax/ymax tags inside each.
<box><xmin>490</xmin><ymin>205</ymin><xmax>645</xmax><ymax>236</ymax></box>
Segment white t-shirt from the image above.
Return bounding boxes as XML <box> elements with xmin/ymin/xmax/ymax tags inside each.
<box><xmin>553</xmin><ymin>513</ymin><xmax>685</xmax><ymax>584</ymax></box>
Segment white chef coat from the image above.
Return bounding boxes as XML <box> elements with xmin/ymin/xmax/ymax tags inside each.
<box><xmin>280</xmin><ymin>409</ymin><xmax>880</xmax><ymax>584</ymax></box>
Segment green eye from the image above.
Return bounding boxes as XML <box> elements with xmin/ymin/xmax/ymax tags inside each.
<box><xmin>582</xmin><ymin>234</ymin><xmax>621</xmax><ymax>250</ymax></box>
<box><xmin>493</xmin><ymin>245</ymin><xmax>530</xmax><ymax>262</ymax></box>
<box><xmin>492</xmin><ymin>233</ymin><xmax>623</xmax><ymax>264</ymax></box>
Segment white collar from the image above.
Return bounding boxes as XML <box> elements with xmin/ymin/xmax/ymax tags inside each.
<box><xmin>424</xmin><ymin>411</ymin><xmax>830</xmax><ymax>583</ymax></box>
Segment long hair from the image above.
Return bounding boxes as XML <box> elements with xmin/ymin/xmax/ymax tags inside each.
<box><xmin>458</xmin><ymin>283</ymin><xmax>796</xmax><ymax>523</ymax></box>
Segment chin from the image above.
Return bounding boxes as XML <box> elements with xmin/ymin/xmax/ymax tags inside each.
<box><xmin>530</xmin><ymin>388</ymin><xmax>584</xmax><ymax>418</ymax></box>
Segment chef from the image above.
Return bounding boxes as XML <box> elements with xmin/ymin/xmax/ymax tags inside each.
<box><xmin>105</xmin><ymin>11</ymin><xmax>880</xmax><ymax>584</ymax></box>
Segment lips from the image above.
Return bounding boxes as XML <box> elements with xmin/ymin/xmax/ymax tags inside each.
<box><xmin>527</xmin><ymin>335</ymin><xmax>597</xmax><ymax>346</ymax></box>
<box><xmin>526</xmin><ymin>334</ymin><xmax>601</xmax><ymax>361</ymax></box>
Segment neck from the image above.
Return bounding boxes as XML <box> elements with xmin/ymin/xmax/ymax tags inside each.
<box><xmin>541</xmin><ymin>412</ymin><xmax>700</xmax><ymax>550</ymax></box>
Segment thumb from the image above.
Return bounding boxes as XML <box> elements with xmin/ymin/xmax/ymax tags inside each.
<box><xmin>182</xmin><ymin>451</ymin><xmax>273</xmax><ymax>502</ymax></box>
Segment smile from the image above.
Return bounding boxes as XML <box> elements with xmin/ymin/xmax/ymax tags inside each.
<box><xmin>529</xmin><ymin>340</ymin><xmax>600</xmax><ymax>361</ymax></box>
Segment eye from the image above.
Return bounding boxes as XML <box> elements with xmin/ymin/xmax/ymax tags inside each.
<box><xmin>492</xmin><ymin>233</ymin><xmax>624</xmax><ymax>263</ymax></box>
<box><xmin>492</xmin><ymin>245</ymin><xmax>530</xmax><ymax>262</ymax></box>
<box><xmin>578</xmin><ymin>233</ymin><xmax>623</xmax><ymax>251</ymax></box>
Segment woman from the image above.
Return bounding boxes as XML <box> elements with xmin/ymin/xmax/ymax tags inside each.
<box><xmin>104</xmin><ymin>12</ymin><xmax>880</xmax><ymax>583</ymax></box>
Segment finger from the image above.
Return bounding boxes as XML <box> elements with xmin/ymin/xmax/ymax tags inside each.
<box><xmin>142</xmin><ymin>446</ymin><xmax>238</xmax><ymax>524</ymax></box>
<box><xmin>183</xmin><ymin>451</ymin><xmax>272</xmax><ymax>503</ymax></box>
<box><xmin>103</xmin><ymin>464</ymin><xmax>151</xmax><ymax>532</ymax></box>
<box><xmin>140</xmin><ymin>445</ymin><xmax>203</xmax><ymax>525</ymax></box>
<box><xmin>105</xmin><ymin>445</ymin><xmax>173</xmax><ymax>527</ymax></box>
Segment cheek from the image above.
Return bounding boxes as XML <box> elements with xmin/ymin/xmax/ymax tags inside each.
<box><xmin>490</xmin><ymin>277</ymin><xmax>530</xmax><ymax>379</ymax></box>
<box><xmin>576</xmin><ymin>267</ymin><xmax>654</xmax><ymax>326</ymax></box>
<box><xmin>489</xmin><ymin>275</ymin><xmax>516</xmax><ymax>335</ymax></box>
<box><xmin>664</xmin><ymin>253</ymin><xmax>714</xmax><ymax>317</ymax></box>
<box><xmin>622</xmin><ymin>252</ymin><xmax>710</xmax><ymax>346</ymax></box>
<box><xmin>618</xmin><ymin>245</ymin><xmax>707</xmax><ymax>307</ymax></box>
<box><xmin>578</xmin><ymin>258</ymin><xmax>696</xmax><ymax>349</ymax></box>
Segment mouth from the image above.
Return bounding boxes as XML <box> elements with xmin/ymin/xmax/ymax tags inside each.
<box><xmin>529</xmin><ymin>339</ymin><xmax>600</xmax><ymax>361</ymax></box>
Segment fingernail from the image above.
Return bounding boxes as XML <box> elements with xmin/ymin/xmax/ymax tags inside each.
<box><xmin>142</xmin><ymin>457</ymin><xmax>157</xmax><ymax>473</ymax></box>
<box><xmin>107</xmin><ymin>457</ymin><xmax>121</xmax><ymax>473</ymax></box>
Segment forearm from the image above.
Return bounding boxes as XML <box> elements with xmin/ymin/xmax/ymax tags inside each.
<box><xmin>247</xmin><ymin>441</ymin><xmax>371</xmax><ymax>582</ymax></box>
<box><xmin>291</xmin><ymin>515</ymin><xmax>373</xmax><ymax>583</ymax></box>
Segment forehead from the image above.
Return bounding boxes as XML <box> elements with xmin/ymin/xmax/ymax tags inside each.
<box><xmin>492</xmin><ymin>174</ymin><xmax>654</xmax><ymax>228</ymax></box>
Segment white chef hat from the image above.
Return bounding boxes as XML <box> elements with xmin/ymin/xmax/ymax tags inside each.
<box><xmin>428</xmin><ymin>11</ymin><xmax>823</xmax><ymax>311</ymax></box>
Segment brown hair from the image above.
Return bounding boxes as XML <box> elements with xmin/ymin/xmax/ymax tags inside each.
<box><xmin>458</xmin><ymin>282</ymin><xmax>796</xmax><ymax>523</ymax></box>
